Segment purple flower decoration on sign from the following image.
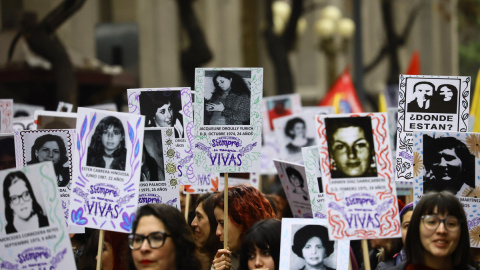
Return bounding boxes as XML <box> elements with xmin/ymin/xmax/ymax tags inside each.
<box><xmin>120</xmin><ymin>212</ymin><xmax>136</xmax><ymax>232</ymax></box>
<box><xmin>71</xmin><ymin>207</ymin><xmax>88</xmax><ymax>225</ymax></box>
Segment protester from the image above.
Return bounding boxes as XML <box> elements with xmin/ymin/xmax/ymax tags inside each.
<box><xmin>239</xmin><ymin>218</ymin><xmax>281</xmax><ymax>270</ymax></box>
<box><xmin>191</xmin><ymin>193</ymin><xmax>222</xmax><ymax>270</ymax></box>
<box><xmin>394</xmin><ymin>191</ymin><xmax>476</xmax><ymax>270</ymax></box>
<box><xmin>128</xmin><ymin>204</ymin><xmax>201</xmax><ymax>270</ymax></box>
<box><xmin>211</xmin><ymin>184</ymin><xmax>276</xmax><ymax>270</ymax></box>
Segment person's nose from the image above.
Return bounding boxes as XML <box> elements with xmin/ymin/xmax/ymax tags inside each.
<box><xmin>216</xmin><ymin>224</ymin><xmax>222</xmax><ymax>237</ymax></box>
<box><xmin>254</xmin><ymin>255</ymin><xmax>263</xmax><ymax>268</ymax></box>
<box><xmin>47</xmin><ymin>150</ymin><xmax>54</xmax><ymax>158</ymax></box>
<box><xmin>436</xmin><ymin>221</ymin><xmax>447</xmax><ymax>234</ymax></box>
<box><xmin>347</xmin><ymin>146</ymin><xmax>357</xmax><ymax>159</ymax></box>
<box><xmin>108</xmin><ymin>132</ymin><xmax>114</xmax><ymax>139</ymax></box>
<box><xmin>139</xmin><ymin>238</ymin><xmax>151</xmax><ymax>252</ymax></box>
<box><xmin>191</xmin><ymin>217</ymin><xmax>197</xmax><ymax>227</ymax></box>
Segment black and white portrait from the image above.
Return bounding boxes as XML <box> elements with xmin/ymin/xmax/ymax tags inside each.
<box><xmin>407</xmin><ymin>81</ymin><xmax>458</xmax><ymax>114</ymax></box>
<box><xmin>283</xmin><ymin>117</ymin><xmax>316</xmax><ymax>155</ymax></box>
<box><xmin>24</xmin><ymin>132</ymin><xmax>71</xmax><ymax>187</ymax></box>
<box><xmin>325</xmin><ymin>116</ymin><xmax>377</xmax><ymax>179</ymax></box>
<box><xmin>2</xmin><ymin>170</ymin><xmax>49</xmax><ymax>234</ymax></box>
<box><xmin>203</xmin><ymin>70</ymin><xmax>251</xmax><ymax>126</ymax></box>
<box><xmin>286</xmin><ymin>167</ymin><xmax>309</xmax><ymax>201</ymax></box>
<box><xmin>139</xmin><ymin>90</ymin><xmax>185</xmax><ymax>138</ymax></box>
<box><xmin>422</xmin><ymin>134</ymin><xmax>474</xmax><ymax>196</ymax></box>
<box><xmin>290</xmin><ymin>224</ymin><xmax>336</xmax><ymax>270</ymax></box>
<box><xmin>141</xmin><ymin>130</ymin><xmax>165</xmax><ymax>182</ymax></box>
<box><xmin>86</xmin><ymin>115</ymin><xmax>127</xmax><ymax>171</ymax></box>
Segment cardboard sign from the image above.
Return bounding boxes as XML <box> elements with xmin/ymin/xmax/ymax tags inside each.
<box><xmin>128</xmin><ymin>88</ymin><xmax>194</xmax><ymax>185</ymax></box>
<box><xmin>302</xmin><ymin>146</ymin><xmax>326</xmax><ymax>219</ymax></box>
<box><xmin>0</xmin><ymin>163</ymin><xmax>76</xmax><ymax>269</ymax></box>
<box><xmin>0</xmin><ymin>99</ymin><xmax>13</xmax><ymax>133</ymax></box>
<box><xmin>138</xmin><ymin>127</ymin><xmax>180</xmax><ymax>208</ymax></box>
<box><xmin>13</xmin><ymin>129</ymin><xmax>80</xmax><ymax>233</ymax></box>
<box><xmin>274</xmin><ymin>160</ymin><xmax>313</xmax><ymax>218</ymax></box>
<box><xmin>279</xmin><ymin>218</ymin><xmax>350</xmax><ymax>270</ymax></box>
<box><xmin>33</xmin><ymin>111</ymin><xmax>77</xmax><ymax>130</ymax></box>
<box><xmin>69</xmin><ymin>108</ymin><xmax>144</xmax><ymax>232</ymax></box>
<box><xmin>396</xmin><ymin>75</ymin><xmax>471</xmax><ymax>182</ymax></box>
<box><xmin>412</xmin><ymin>131</ymin><xmax>479</xmax><ymax>202</ymax></box>
<box><xmin>193</xmin><ymin>68</ymin><xmax>263</xmax><ymax>173</ymax></box>
<box><xmin>316</xmin><ymin>113</ymin><xmax>401</xmax><ymax>240</ymax></box>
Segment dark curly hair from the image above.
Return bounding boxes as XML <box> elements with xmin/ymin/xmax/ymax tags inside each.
<box><xmin>212</xmin><ymin>71</ymin><xmax>250</xmax><ymax>98</ymax></box>
<box><xmin>28</xmin><ymin>134</ymin><xmax>68</xmax><ymax>175</ymax></box>
<box><xmin>139</xmin><ymin>91</ymin><xmax>182</xmax><ymax>128</ymax></box>
<box><xmin>239</xmin><ymin>218</ymin><xmax>281</xmax><ymax>270</ymax></box>
<box><xmin>129</xmin><ymin>204</ymin><xmax>201</xmax><ymax>270</ymax></box>
<box><xmin>194</xmin><ymin>192</ymin><xmax>222</xmax><ymax>261</ymax></box>
<box><xmin>213</xmin><ymin>184</ymin><xmax>276</xmax><ymax>240</ymax></box>
<box><xmin>292</xmin><ymin>225</ymin><xmax>334</xmax><ymax>259</ymax></box>
<box><xmin>87</xmin><ymin>116</ymin><xmax>126</xmax><ymax>170</ymax></box>
<box><xmin>284</xmin><ymin>117</ymin><xmax>306</xmax><ymax>139</ymax></box>
<box><xmin>286</xmin><ymin>167</ymin><xmax>304</xmax><ymax>188</ymax></box>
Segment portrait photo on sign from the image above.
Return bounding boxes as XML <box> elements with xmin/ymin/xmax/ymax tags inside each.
<box><xmin>203</xmin><ymin>70</ymin><xmax>252</xmax><ymax>126</ymax></box>
<box><xmin>325</xmin><ymin>116</ymin><xmax>377</xmax><ymax>179</ymax></box>
<box><xmin>406</xmin><ymin>81</ymin><xmax>458</xmax><ymax>114</ymax></box>
<box><xmin>141</xmin><ymin>129</ymin><xmax>165</xmax><ymax>182</ymax></box>
<box><xmin>289</xmin><ymin>224</ymin><xmax>337</xmax><ymax>270</ymax></box>
<box><xmin>86</xmin><ymin>114</ymin><xmax>128</xmax><ymax>171</ymax></box>
<box><xmin>1</xmin><ymin>170</ymin><xmax>50</xmax><ymax>234</ymax></box>
<box><xmin>420</xmin><ymin>132</ymin><xmax>476</xmax><ymax>197</ymax></box>
<box><xmin>19</xmin><ymin>131</ymin><xmax>72</xmax><ymax>187</ymax></box>
<box><xmin>139</xmin><ymin>90</ymin><xmax>185</xmax><ymax>138</ymax></box>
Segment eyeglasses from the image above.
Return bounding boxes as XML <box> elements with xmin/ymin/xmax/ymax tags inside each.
<box><xmin>128</xmin><ymin>231</ymin><xmax>171</xmax><ymax>250</ymax></box>
<box><xmin>421</xmin><ymin>215</ymin><xmax>460</xmax><ymax>232</ymax></box>
<box><xmin>10</xmin><ymin>191</ymin><xmax>31</xmax><ymax>205</ymax></box>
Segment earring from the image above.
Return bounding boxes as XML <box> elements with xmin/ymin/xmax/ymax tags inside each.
<box><xmin>371</xmin><ymin>155</ymin><xmax>376</xmax><ymax>168</ymax></box>
<box><xmin>331</xmin><ymin>160</ymin><xmax>337</xmax><ymax>171</ymax></box>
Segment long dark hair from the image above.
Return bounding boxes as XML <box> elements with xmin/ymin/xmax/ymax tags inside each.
<box><xmin>87</xmin><ymin>116</ymin><xmax>126</xmax><ymax>165</ymax></box>
<box><xmin>212</xmin><ymin>71</ymin><xmax>251</xmax><ymax>97</ymax></box>
<box><xmin>194</xmin><ymin>193</ymin><xmax>222</xmax><ymax>261</ymax></box>
<box><xmin>3</xmin><ymin>171</ymin><xmax>45</xmax><ymax>225</ymax></box>
<box><xmin>239</xmin><ymin>218</ymin><xmax>281</xmax><ymax>270</ymax></box>
<box><xmin>28</xmin><ymin>134</ymin><xmax>68</xmax><ymax>174</ymax></box>
<box><xmin>405</xmin><ymin>191</ymin><xmax>474</xmax><ymax>268</ymax></box>
<box><xmin>129</xmin><ymin>204</ymin><xmax>201</xmax><ymax>270</ymax></box>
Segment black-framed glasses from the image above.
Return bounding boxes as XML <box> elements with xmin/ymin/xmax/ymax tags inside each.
<box><xmin>10</xmin><ymin>191</ymin><xmax>31</xmax><ymax>205</ymax></box>
<box><xmin>128</xmin><ymin>231</ymin><xmax>171</xmax><ymax>250</ymax></box>
<box><xmin>421</xmin><ymin>215</ymin><xmax>460</xmax><ymax>232</ymax></box>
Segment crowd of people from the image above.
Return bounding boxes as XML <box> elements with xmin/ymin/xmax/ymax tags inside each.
<box><xmin>61</xmin><ymin>184</ymin><xmax>480</xmax><ymax>270</ymax></box>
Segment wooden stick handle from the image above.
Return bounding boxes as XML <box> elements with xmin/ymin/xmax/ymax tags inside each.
<box><xmin>96</xmin><ymin>229</ymin><xmax>105</xmax><ymax>270</ymax></box>
<box><xmin>361</xmin><ymin>239</ymin><xmax>371</xmax><ymax>270</ymax></box>
<box><xmin>224</xmin><ymin>173</ymin><xmax>228</xmax><ymax>250</ymax></box>
<box><xmin>185</xmin><ymin>193</ymin><xmax>191</xmax><ymax>222</ymax></box>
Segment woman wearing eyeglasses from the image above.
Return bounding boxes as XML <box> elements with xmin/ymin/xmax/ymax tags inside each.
<box><xmin>3</xmin><ymin>171</ymin><xmax>49</xmax><ymax>234</ymax></box>
<box><xmin>391</xmin><ymin>191</ymin><xmax>476</xmax><ymax>270</ymax></box>
<box><xmin>127</xmin><ymin>203</ymin><xmax>201</xmax><ymax>270</ymax></box>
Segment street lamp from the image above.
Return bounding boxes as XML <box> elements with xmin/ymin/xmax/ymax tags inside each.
<box><xmin>315</xmin><ymin>5</ymin><xmax>355</xmax><ymax>88</ymax></box>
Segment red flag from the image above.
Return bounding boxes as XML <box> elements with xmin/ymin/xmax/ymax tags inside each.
<box><xmin>405</xmin><ymin>50</ymin><xmax>420</xmax><ymax>75</ymax></box>
<box><xmin>318</xmin><ymin>68</ymin><xmax>364</xmax><ymax>113</ymax></box>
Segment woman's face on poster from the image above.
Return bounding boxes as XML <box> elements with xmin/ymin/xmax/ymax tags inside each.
<box><xmin>290</xmin><ymin>174</ymin><xmax>302</xmax><ymax>187</ymax></box>
<box><xmin>155</xmin><ymin>102</ymin><xmax>173</xmax><ymax>127</ymax></box>
<box><xmin>9</xmin><ymin>178</ymin><xmax>33</xmax><ymax>220</ymax></box>
<box><xmin>439</xmin><ymin>86</ymin><xmax>453</xmax><ymax>101</ymax></box>
<box><xmin>431</xmin><ymin>147</ymin><xmax>462</xmax><ymax>181</ymax></box>
<box><xmin>331</xmin><ymin>126</ymin><xmax>371</xmax><ymax>177</ymax></box>
<box><xmin>302</xmin><ymin>236</ymin><xmax>326</xmax><ymax>268</ymax></box>
<box><xmin>102</xmin><ymin>125</ymin><xmax>123</xmax><ymax>152</ymax></box>
<box><xmin>290</xmin><ymin>122</ymin><xmax>306</xmax><ymax>139</ymax></box>
<box><xmin>216</xmin><ymin>76</ymin><xmax>232</xmax><ymax>91</ymax></box>
<box><xmin>36</xmin><ymin>141</ymin><xmax>60</xmax><ymax>165</ymax></box>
